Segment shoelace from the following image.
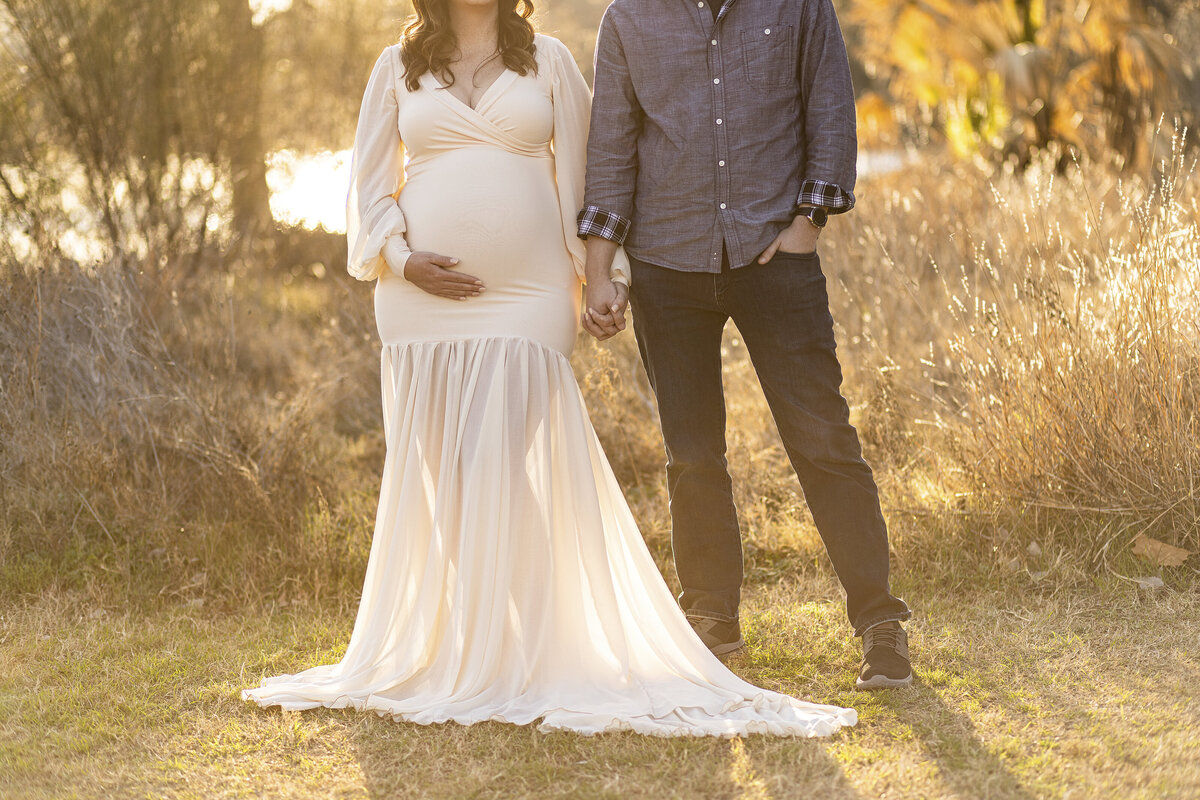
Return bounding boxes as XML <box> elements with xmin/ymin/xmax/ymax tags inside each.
<box><xmin>864</xmin><ymin>624</ymin><xmax>901</xmax><ymax>654</ymax></box>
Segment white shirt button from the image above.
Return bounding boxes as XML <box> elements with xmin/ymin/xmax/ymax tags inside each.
<box><xmin>765</xmin><ymin>28</ymin><xmax>772</xmax><ymax>35</ymax></box>
<box><xmin>697</xmin><ymin>2</ymin><xmax>704</xmax><ymax>6</ymax></box>
<box><xmin>713</xmin><ymin>78</ymin><xmax>720</xmax><ymax>84</ymax></box>
<box><xmin>719</xmin><ymin>160</ymin><xmax>725</xmax><ymax>166</ymax></box>
<box><xmin>720</xmin><ymin>203</ymin><xmax>727</xmax><ymax>209</ymax></box>
<box><xmin>711</xmin><ymin>39</ymin><xmax>718</xmax><ymax>45</ymax></box>
<box><xmin>716</xmin><ymin>118</ymin><xmax>723</xmax><ymax>125</ymax></box>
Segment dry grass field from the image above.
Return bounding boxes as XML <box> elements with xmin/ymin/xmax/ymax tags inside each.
<box><xmin>2</xmin><ymin>146</ymin><xmax>1198</xmax><ymax>798</ymax></box>
<box><xmin>4</xmin><ymin>577</ymin><xmax>1198</xmax><ymax>799</ymax></box>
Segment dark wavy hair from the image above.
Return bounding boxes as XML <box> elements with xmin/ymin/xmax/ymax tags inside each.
<box><xmin>399</xmin><ymin>0</ymin><xmax>538</xmax><ymax>92</ymax></box>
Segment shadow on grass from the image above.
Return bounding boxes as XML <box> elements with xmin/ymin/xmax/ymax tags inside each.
<box><xmin>881</xmin><ymin>680</ymin><xmax>1038</xmax><ymax>800</ymax></box>
<box><xmin>347</xmin><ymin>715</ymin><xmax>866</xmax><ymax>800</ymax></box>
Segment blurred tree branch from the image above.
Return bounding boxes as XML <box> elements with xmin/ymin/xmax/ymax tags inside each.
<box><xmin>1</xmin><ymin>0</ymin><xmax>242</xmax><ymax>264</ymax></box>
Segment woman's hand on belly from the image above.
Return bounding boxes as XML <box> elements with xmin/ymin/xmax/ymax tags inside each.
<box><xmin>403</xmin><ymin>252</ymin><xmax>486</xmax><ymax>301</ymax></box>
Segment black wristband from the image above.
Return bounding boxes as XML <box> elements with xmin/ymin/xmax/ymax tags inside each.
<box><xmin>794</xmin><ymin>206</ymin><xmax>829</xmax><ymax>228</ymax></box>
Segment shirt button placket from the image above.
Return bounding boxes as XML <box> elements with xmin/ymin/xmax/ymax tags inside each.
<box><xmin>708</xmin><ymin>4</ymin><xmax>729</xmax><ymax>269</ymax></box>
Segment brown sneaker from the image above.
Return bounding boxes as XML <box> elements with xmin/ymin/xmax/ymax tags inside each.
<box><xmin>856</xmin><ymin>621</ymin><xmax>913</xmax><ymax>690</ymax></box>
<box><xmin>686</xmin><ymin>614</ymin><xmax>745</xmax><ymax>657</ymax></box>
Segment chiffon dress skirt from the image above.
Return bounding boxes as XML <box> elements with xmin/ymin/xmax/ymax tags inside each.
<box><xmin>242</xmin><ymin>36</ymin><xmax>858</xmax><ymax>737</ymax></box>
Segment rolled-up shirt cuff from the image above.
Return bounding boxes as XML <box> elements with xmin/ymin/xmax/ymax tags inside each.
<box><xmin>576</xmin><ymin>205</ymin><xmax>632</xmax><ymax>244</ymax></box>
<box><xmin>796</xmin><ymin>179</ymin><xmax>855</xmax><ymax>214</ymax></box>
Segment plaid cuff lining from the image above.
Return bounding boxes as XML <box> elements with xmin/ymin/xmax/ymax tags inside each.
<box><xmin>577</xmin><ymin>206</ymin><xmax>632</xmax><ymax>244</ymax></box>
<box><xmin>797</xmin><ymin>179</ymin><xmax>855</xmax><ymax>214</ymax></box>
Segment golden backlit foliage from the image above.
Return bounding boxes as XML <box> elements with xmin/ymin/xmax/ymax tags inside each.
<box><xmin>0</xmin><ymin>0</ymin><xmax>412</xmax><ymax>265</ymax></box>
<box><xmin>584</xmin><ymin>134</ymin><xmax>1200</xmax><ymax>575</ymax></box>
<box><xmin>849</xmin><ymin>0</ymin><xmax>1194</xmax><ymax>165</ymax></box>
<box><xmin>5</xmin><ymin>136</ymin><xmax>1196</xmax><ymax>609</ymax></box>
<box><xmin>2</xmin><ymin>0</ymin><xmax>1197</xmax><ymax>607</ymax></box>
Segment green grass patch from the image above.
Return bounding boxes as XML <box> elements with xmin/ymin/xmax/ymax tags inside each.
<box><xmin>2</xmin><ymin>573</ymin><xmax>1197</xmax><ymax>799</ymax></box>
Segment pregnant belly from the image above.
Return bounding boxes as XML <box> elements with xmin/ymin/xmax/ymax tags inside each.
<box><xmin>399</xmin><ymin>148</ymin><xmax>574</xmax><ymax>292</ymax></box>
<box><xmin>376</xmin><ymin>148</ymin><xmax>580</xmax><ymax>354</ymax></box>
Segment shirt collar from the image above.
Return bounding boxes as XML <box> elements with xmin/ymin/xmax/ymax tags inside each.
<box><xmin>715</xmin><ymin>0</ymin><xmax>739</xmax><ymax>22</ymax></box>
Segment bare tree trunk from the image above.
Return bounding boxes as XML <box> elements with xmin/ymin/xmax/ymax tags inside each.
<box><xmin>223</xmin><ymin>0</ymin><xmax>272</xmax><ymax>238</ymax></box>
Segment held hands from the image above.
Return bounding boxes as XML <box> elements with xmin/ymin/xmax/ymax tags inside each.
<box><xmin>757</xmin><ymin>214</ymin><xmax>821</xmax><ymax>264</ymax></box>
<box><xmin>581</xmin><ymin>278</ymin><xmax>629</xmax><ymax>341</ymax></box>
<box><xmin>402</xmin><ymin>251</ymin><xmax>484</xmax><ymax>300</ymax></box>
<box><xmin>580</xmin><ymin>234</ymin><xmax>629</xmax><ymax>341</ymax></box>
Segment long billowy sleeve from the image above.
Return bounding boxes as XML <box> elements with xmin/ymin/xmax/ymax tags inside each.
<box><xmin>546</xmin><ymin>37</ymin><xmax>630</xmax><ymax>286</ymax></box>
<box><xmin>346</xmin><ymin>47</ymin><xmax>413</xmax><ymax>281</ymax></box>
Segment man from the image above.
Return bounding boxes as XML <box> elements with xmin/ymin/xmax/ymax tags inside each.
<box><xmin>577</xmin><ymin>0</ymin><xmax>913</xmax><ymax>689</ymax></box>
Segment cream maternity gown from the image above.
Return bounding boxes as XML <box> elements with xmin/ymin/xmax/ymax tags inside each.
<box><xmin>242</xmin><ymin>35</ymin><xmax>857</xmax><ymax>738</ymax></box>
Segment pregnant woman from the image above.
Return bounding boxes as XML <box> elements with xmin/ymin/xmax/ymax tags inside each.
<box><xmin>243</xmin><ymin>0</ymin><xmax>857</xmax><ymax>737</ymax></box>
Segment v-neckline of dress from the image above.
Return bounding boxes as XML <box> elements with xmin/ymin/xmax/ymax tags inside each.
<box><xmin>429</xmin><ymin>67</ymin><xmax>517</xmax><ymax>114</ymax></box>
<box><xmin>414</xmin><ymin>67</ymin><xmax>547</xmax><ymax>158</ymax></box>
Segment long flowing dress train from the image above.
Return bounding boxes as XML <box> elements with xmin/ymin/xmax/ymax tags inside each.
<box><xmin>242</xmin><ymin>35</ymin><xmax>857</xmax><ymax>738</ymax></box>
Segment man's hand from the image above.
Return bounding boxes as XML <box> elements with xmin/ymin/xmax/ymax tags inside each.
<box><xmin>402</xmin><ymin>252</ymin><xmax>484</xmax><ymax>300</ymax></box>
<box><xmin>757</xmin><ymin>214</ymin><xmax>822</xmax><ymax>263</ymax></box>
<box><xmin>582</xmin><ymin>278</ymin><xmax>629</xmax><ymax>341</ymax></box>
<box><xmin>581</xmin><ymin>235</ymin><xmax>628</xmax><ymax>340</ymax></box>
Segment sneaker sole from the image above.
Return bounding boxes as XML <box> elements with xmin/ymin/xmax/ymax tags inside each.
<box><xmin>855</xmin><ymin>673</ymin><xmax>913</xmax><ymax>691</ymax></box>
<box><xmin>709</xmin><ymin>638</ymin><xmax>745</xmax><ymax>657</ymax></box>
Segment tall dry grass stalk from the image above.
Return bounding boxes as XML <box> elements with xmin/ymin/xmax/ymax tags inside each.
<box><xmin>939</xmin><ymin>137</ymin><xmax>1200</xmax><ymax>563</ymax></box>
<box><xmin>3</xmin><ymin>132</ymin><xmax>1196</xmax><ymax>607</ymax></box>
<box><xmin>576</xmin><ymin>133</ymin><xmax>1200</xmax><ymax>576</ymax></box>
<box><xmin>816</xmin><ymin>133</ymin><xmax>1200</xmax><ymax>569</ymax></box>
<box><xmin>0</xmin><ymin>257</ymin><xmax>381</xmax><ymax>605</ymax></box>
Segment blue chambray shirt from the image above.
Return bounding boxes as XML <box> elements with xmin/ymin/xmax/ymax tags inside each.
<box><xmin>578</xmin><ymin>0</ymin><xmax>857</xmax><ymax>272</ymax></box>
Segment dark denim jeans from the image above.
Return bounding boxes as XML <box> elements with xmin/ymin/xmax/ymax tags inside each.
<box><xmin>628</xmin><ymin>249</ymin><xmax>911</xmax><ymax>636</ymax></box>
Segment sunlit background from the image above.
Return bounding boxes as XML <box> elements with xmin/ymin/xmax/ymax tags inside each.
<box><xmin>201</xmin><ymin>0</ymin><xmax>913</xmax><ymax>240</ymax></box>
<box><xmin>3</xmin><ymin>1</ymin><xmax>1200</xmax><ymax>795</ymax></box>
<box><xmin>2</xmin><ymin>0</ymin><xmax>1198</xmax><ymax>611</ymax></box>
<box><xmin>251</xmin><ymin>0</ymin><xmax>293</xmax><ymax>26</ymax></box>
<box><xmin>266</xmin><ymin>148</ymin><xmax>353</xmax><ymax>233</ymax></box>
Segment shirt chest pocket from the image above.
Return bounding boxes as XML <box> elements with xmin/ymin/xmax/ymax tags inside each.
<box><xmin>740</xmin><ymin>24</ymin><xmax>795</xmax><ymax>90</ymax></box>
